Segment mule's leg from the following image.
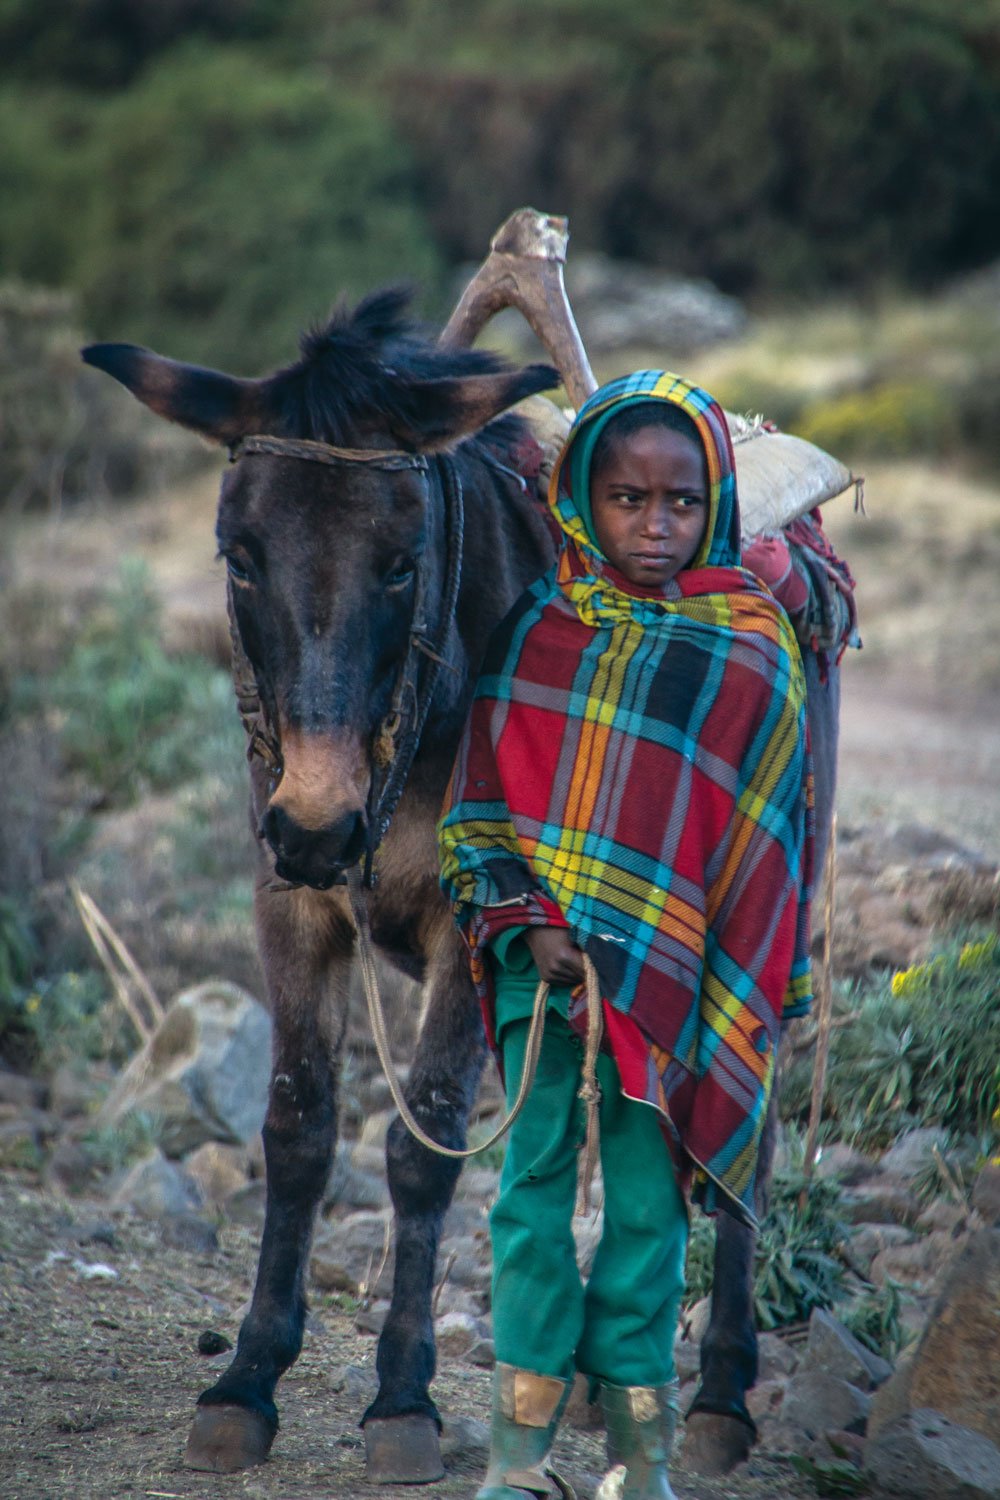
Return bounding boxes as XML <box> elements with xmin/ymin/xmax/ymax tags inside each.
<box><xmin>362</xmin><ymin>927</ymin><xmax>487</xmax><ymax>1483</ymax></box>
<box><xmin>683</xmin><ymin>1087</ymin><xmax>780</xmax><ymax>1475</ymax></box>
<box><xmin>185</xmin><ymin>885</ymin><xmax>352</xmax><ymax>1473</ymax></box>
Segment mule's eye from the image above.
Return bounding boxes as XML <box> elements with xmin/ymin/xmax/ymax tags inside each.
<box><xmin>385</xmin><ymin>556</ymin><xmax>416</xmax><ymax>591</ymax></box>
<box><xmin>224</xmin><ymin>554</ymin><xmax>252</xmax><ymax>585</ymax></box>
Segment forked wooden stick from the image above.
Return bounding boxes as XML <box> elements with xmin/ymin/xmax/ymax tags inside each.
<box><xmin>439</xmin><ymin>208</ymin><xmax>598</xmax><ymax>409</ymax></box>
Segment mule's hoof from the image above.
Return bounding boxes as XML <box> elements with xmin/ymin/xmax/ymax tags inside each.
<box><xmin>184</xmin><ymin>1403</ymin><xmax>274</xmax><ymax>1473</ymax></box>
<box><xmin>364</xmin><ymin>1414</ymin><xmax>444</xmax><ymax>1484</ymax></box>
<box><xmin>681</xmin><ymin>1411</ymin><xmax>754</xmax><ymax>1476</ymax></box>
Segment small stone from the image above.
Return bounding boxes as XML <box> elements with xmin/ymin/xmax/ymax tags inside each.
<box><xmin>865</xmin><ymin>1409</ymin><xmax>1000</xmax><ymax>1499</ymax></box>
<box><xmin>781</xmin><ymin>1371</ymin><xmax>871</xmax><ymax>1439</ymax></box>
<box><xmin>73</xmin><ymin>1259</ymin><xmax>119</xmax><ymax>1282</ymax></box>
<box><xmin>466</xmin><ymin>1337</ymin><xmax>496</xmax><ymax>1368</ymax></box>
<box><xmin>672</xmin><ymin>1335</ymin><xmax>701</xmax><ymax>1384</ymax></box>
<box><xmin>329</xmin><ymin>1363</ymin><xmax>377</xmax><ymax>1402</ymax></box>
<box><xmin>564</xmin><ymin>1371</ymin><xmax>602</xmax><ymax>1431</ymax></box>
<box><xmin>842</xmin><ymin>1180</ymin><xmax>922</xmax><ymax>1228</ymax></box>
<box><xmin>310</xmin><ymin>1210</ymin><xmax>393</xmax><ymax>1297</ymax></box>
<box><xmin>0</xmin><ymin>1067</ymin><xmax>45</xmax><ymax>1110</ymax></box>
<box><xmin>747</xmin><ymin>1379</ymin><xmax>787</xmax><ymax>1423</ymax></box>
<box><xmin>161</xmin><ymin>1213</ymin><xmax>219</xmax><ymax>1255</ymax></box>
<box><xmin>197</xmin><ymin>1329</ymin><xmax>233</xmax><ymax>1356</ymax></box>
<box><xmin>111</xmin><ymin>1150</ymin><xmax>203</xmax><ymax>1218</ymax></box>
<box><xmin>48</xmin><ymin>1063</ymin><xmax>103</xmax><ymax>1119</ymax></box>
<box><xmin>972</xmin><ymin>1165</ymin><xmax>1000</xmax><ymax>1227</ymax></box>
<box><xmin>878</xmin><ymin>1128</ymin><xmax>949</xmax><ymax>1179</ymax></box>
<box><xmin>184</xmin><ymin>1141</ymin><xmax>250</xmax><ymax>1205</ymax></box>
<box><xmin>847</xmin><ymin>1222</ymin><xmax>919</xmax><ymax>1278</ymax></box>
<box><xmin>46</xmin><ymin>1138</ymin><xmax>102</xmax><ymax>1194</ymax></box>
<box><xmin>870</xmin><ymin>1228</ymin><xmax>964</xmax><ymax>1294</ymax></box>
<box><xmin>224</xmin><ymin>1180</ymin><xmax>266</xmax><ymax>1226</ymax></box>
<box><xmin>75</xmin><ymin>1220</ymin><xmax>118</xmax><ymax>1249</ymax></box>
<box><xmin>757</xmin><ymin>1331</ymin><xmax>799</xmax><ymax>1381</ymax></box>
<box><xmin>434</xmin><ymin>1310</ymin><xmax>479</xmax><ymax>1357</ymax></box>
<box><xmin>439</xmin><ymin>1414</ymin><xmax>490</xmax><ymax>1461</ymax></box>
<box><xmin>355</xmin><ymin>1301</ymin><xmax>388</xmax><ymax>1336</ymax></box>
<box><xmin>801</xmin><ymin>1308</ymin><xmax>892</xmax><ymax>1390</ymax></box>
<box><xmin>815</xmin><ymin>1142</ymin><xmax>877</xmax><ymax>1186</ymax></box>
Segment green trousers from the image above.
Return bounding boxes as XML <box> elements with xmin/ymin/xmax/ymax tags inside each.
<box><xmin>490</xmin><ymin>1008</ymin><xmax>688</xmax><ymax>1388</ymax></box>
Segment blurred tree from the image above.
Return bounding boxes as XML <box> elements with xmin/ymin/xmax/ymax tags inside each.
<box><xmin>0</xmin><ymin>47</ymin><xmax>440</xmax><ymax>369</ymax></box>
<box><xmin>0</xmin><ymin>0</ymin><xmax>287</xmax><ymax>88</ymax></box>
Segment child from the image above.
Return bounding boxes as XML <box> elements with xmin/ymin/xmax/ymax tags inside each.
<box><xmin>439</xmin><ymin>372</ymin><xmax>813</xmax><ymax>1500</ymax></box>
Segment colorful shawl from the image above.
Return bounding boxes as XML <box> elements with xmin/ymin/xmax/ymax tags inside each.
<box><xmin>439</xmin><ymin>371</ymin><xmax>813</xmax><ymax>1225</ymax></box>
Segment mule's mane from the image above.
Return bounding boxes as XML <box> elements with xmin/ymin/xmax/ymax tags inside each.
<box><xmin>266</xmin><ymin>286</ymin><xmax>527</xmax><ymax>450</ymax></box>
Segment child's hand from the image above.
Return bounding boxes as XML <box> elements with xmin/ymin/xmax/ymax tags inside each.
<box><xmin>525</xmin><ymin>927</ymin><xmax>586</xmax><ymax>986</ymax></box>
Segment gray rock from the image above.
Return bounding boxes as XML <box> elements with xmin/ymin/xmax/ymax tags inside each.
<box><xmin>866</xmin><ymin>1410</ymin><xmax>1000</xmax><ymax>1499</ymax></box>
<box><xmin>111</xmin><ymin>1150</ymin><xmax>203</xmax><ymax>1217</ymax></box>
<box><xmin>439</xmin><ymin>1413</ymin><xmax>490</xmax><ymax>1461</ymax></box>
<box><xmin>434</xmin><ymin>1310</ymin><xmax>480</xmax><ymax>1357</ymax></box>
<box><xmin>329</xmin><ymin>1363</ymin><xmax>377</xmax><ymax>1402</ymax></box>
<box><xmin>324</xmin><ymin>1143</ymin><xmax>390</xmax><ymax>1213</ymax></box>
<box><xmin>870</xmin><ymin>1228</ymin><xmax>964</xmax><ymax>1294</ymax></box>
<box><xmin>781</xmin><ymin>1370</ymin><xmax>872</xmax><ymax>1439</ymax></box>
<box><xmin>48</xmin><ymin>1063</ymin><xmax>105</xmax><ymax>1119</ymax></box>
<box><xmin>972</xmin><ymin>1164</ymin><xmax>1000</xmax><ymax>1227</ymax></box>
<box><xmin>815</xmin><ymin>1142</ymin><xmax>878</xmax><ymax>1186</ymax></box>
<box><xmin>915</xmin><ymin>1197</ymin><xmax>968</xmax><ymax>1235</ymax></box>
<box><xmin>224</xmin><ymin>1180</ymin><xmax>266</xmax><ymax>1227</ymax></box>
<box><xmin>99</xmin><ymin>982</ymin><xmax>270</xmax><ymax>1157</ymax></box>
<box><xmin>672</xmin><ymin>1334</ymin><xmax>702</xmax><ymax>1384</ymax></box>
<box><xmin>842</xmin><ymin>1180</ymin><xmax>922</xmax><ymax>1228</ymax></box>
<box><xmin>358</xmin><ymin>1109</ymin><xmax>394</xmax><ymax>1151</ymax></box>
<box><xmin>801</xmin><ymin>1308</ymin><xmax>892</xmax><ymax>1391</ymax></box>
<box><xmin>847</xmin><ymin>1223</ymin><xmax>919</xmax><ymax>1278</ymax></box>
<box><xmin>757</xmin><ymin>1331</ymin><xmax>799</xmax><ymax>1381</ymax></box>
<box><xmin>310</xmin><ymin>1210</ymin><xmax>393</xmax><ymax>1297</ymax></box>
<box><xmin>681</xmin><ymin>1296</ymin><xmax>713</xmax><ymax>1343</ymax></box>
<box><xmin>466</xmin><ymin>1337</ymin><xmax>496</xmax><ymax>1368</ymax></box>
<box><xmin>161</xmin><ymin>1213</ymin><xmax>219</xmax><ymax>1255</ymax></box>
<box><xmin>747</xmin><ymin>1379</ymin><xmax>788</xmax><ymax>1424</ymax></box>
<box><xmin>878</xmin><ymin>1128</ymin><xmax>949</xmax><ymax>1180</ymax></box>
<box><xmin>0</xmin><ymin>1066</ymin><xmax>45</xmax><ymax>1109</ymax></box>
<box><xmin>183</xmin><ymin>1141</ymin><xmax>250</xmax><ymax>1205</ymax></box>
<box><xmin>906</xmin><ymin>1229</ymin><xmax>1000</xmax><ymax>1444</ymax></box>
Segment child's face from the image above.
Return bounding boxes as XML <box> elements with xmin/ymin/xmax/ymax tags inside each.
<box><xmin>589</xmin><ymin>424</ymin><xmax>709</xmax><ymax>587</ymax></box>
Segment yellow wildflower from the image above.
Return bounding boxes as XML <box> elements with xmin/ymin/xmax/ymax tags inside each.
<box><xmin>25</xmin><ymin>994</ymin><xmax>41</xmax><ymax>1015</ymax></box>
<box><xmin>958</xmin><ymin>937</ymin><xmax>998</xmax><ymax>971</ymax></box>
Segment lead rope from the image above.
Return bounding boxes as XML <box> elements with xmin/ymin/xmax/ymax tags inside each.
<box><xmin>347</xmin><ymin>865</ymin><xmax>603</xmax><ymax>1209</ymax></box>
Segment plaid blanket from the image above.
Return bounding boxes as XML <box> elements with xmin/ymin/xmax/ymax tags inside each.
<box><xmin>439</xmin><ymin>372</ymin><xmax>813</xmax><ymax>1225</ymax></box>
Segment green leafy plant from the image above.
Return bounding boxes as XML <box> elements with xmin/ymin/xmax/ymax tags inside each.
<box><xmin>842</xmin><ymin>1278</ymin><xmax>906</xmax><ymax>1363</ymax></box>
<box><xmin>38</xmin><ymin>559</ymin><xmax>242</xmax><ymax>808</ymax></box>
<box><xmin>684</xmin><ymin>1131</ymin><xmax>851</xmax><ymax>1331</ymax></box>
<box><xmin>784</xmin><ymin>935</ymin><xmax>1000</xmax><ymax>1150</ymax></box>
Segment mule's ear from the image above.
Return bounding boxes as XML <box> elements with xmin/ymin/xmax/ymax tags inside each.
<box><xmin>390</xmin><ymin>363</ymin><xmax>559</xmax><ymax>452</ymax></box>
<box><xmin>81</xmin><ymin>343</ymin><xmax>267</xmax><ymax>446</ymax></box>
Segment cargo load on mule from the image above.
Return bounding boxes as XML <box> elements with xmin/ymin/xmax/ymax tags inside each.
<box><xmin>81</xmin><ymin>208</ymin><xmax>858</xmax><ymax>1483</ymax></box>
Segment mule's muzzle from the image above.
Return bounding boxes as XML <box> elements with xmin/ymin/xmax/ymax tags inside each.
<box><xmin>260</xmin><ymin>803</ymin><xmax>368</xmax><ymax>890</ymax></box>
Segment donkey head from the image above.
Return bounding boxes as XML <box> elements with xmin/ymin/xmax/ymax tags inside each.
<box><xmin>83</xmin><ymin>289</ymin><xmax>555</xmax><ymax>888</ymax></box>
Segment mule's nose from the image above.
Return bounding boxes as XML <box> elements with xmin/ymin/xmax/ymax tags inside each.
<box><xmin>260</xmin><ymin>803</ymin><xmax>368</xmax><ymax>889</ymax></box>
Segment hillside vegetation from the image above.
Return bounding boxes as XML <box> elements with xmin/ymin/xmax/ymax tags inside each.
<box><xmin>1</xmin><ymin>0</ymin><xmax>998</xmax><ymax>368</ymax></box>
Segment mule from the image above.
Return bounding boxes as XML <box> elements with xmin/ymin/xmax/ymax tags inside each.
<box><xmin>82</xmin><ymin>288</ymin><xmax>839</xmax><ymax>1482</ymax></box>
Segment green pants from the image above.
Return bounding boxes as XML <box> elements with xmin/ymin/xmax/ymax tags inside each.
<box><xmin>490</xmin><ymin>1009</ymin><xmax>688</xmax><ymax>1388</ymax></box>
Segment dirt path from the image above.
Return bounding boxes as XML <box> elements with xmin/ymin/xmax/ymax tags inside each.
<box><xmin>837</xmin><ymin>664</ymin><xmax>1000</xmax><ymax>861</ymax></box>
<box><xmin>0</xmin><ymin>1184</ymin><xmax>813</xmax><ymax>1500</ymax></box>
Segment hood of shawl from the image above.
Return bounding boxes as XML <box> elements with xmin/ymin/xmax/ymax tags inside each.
<box><xmin>548</xmin><ymin>371</ymin><xmax>742</xmax><ymax>583</ymax></box>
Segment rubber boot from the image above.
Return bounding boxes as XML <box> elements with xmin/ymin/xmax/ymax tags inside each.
<box><xmin>595</xmin><ymin>1381</ymin><xmax>680</xmax><ymax>1500</ymax></box>
<box><xmin>476</xmin><ymin>1363</ymin><xmax>576</xmax><ymax>1500</ymax></box>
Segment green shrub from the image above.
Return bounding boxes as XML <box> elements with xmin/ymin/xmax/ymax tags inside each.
<box><xmin>38</xmin><ymin>559</ymin><xmax>243</xmax><ymax>808</ymax></box>
<box><xmin>685</xmin><ymin>1132</ymin><xmax>850</xmax><ymax>1330</ymax></box>
<box><xmin>0</xmin><ymin>967</ymin><xmax>120</xmax><ymax>1072</ymax></box>
<box><xmin>796</xmin><ymin>380</ymin><xmax>961</xmax><ymax>461</ymax></box>
<box><xmin>786</xmin><ymin>935</ymin><xmax>1000</xmax><ymax>1149</ymax></box>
